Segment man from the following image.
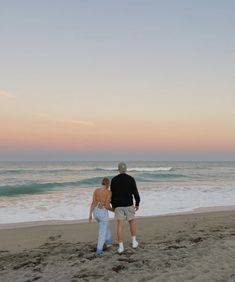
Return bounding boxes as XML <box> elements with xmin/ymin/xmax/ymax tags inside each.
<box><xmin>110</xmin><ymin>162</ymin><xmax>140</xmax><ymax>254</ymax></box>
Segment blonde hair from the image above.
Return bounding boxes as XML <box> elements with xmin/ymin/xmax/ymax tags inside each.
<box><xmin>102</xmin><ymin>177</ymin><xmax>110</xmax><ymax>188</ymax></box>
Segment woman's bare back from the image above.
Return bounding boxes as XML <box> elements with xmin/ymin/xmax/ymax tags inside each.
<box><xmin>94</xmin><ymin>188</ymin><xmax>111</xmax><ymax>208</ymax></box>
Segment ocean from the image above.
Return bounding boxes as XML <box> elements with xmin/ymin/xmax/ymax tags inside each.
<box><xmin>0</xmin><ymin>161</ymin><xmax>235</xmax><ymax>224</ymax></box>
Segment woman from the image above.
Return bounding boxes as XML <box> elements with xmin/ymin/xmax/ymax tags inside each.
<box><xmin>89</xmin><ymin>177</ymin><xmax>114</xmax><ymax>255</ymax></box>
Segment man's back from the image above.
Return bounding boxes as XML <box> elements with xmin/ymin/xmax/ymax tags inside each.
<box><xmin>111</xmin><ymin>163</ymin><xmax>140</xmax><ymax>254</ymax></box>
<box><xmin>111</xmin><ymin>173</ymin><xmax>140</xmax><ymax>208</ymax></box>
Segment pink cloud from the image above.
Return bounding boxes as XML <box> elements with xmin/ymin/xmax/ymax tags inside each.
<box><xmin>0</xmin><ymin>90</ymin><xmax>15</xmax><ymax>98</ymax></box>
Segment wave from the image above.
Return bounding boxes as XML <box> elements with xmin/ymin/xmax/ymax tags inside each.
<box><xmin>95</xmin><ymin>167</ymin><xmax>173</xmax><ymax>172</ymax></box>
<box><xmin>0</xmin><ymin>169</ymin><xmax>31</xmax><ymax>175</ymax></box>
<box><xmin>0</xmin><ymin>166</ymin><xmax>173</xmax><ymax>175</ymax></box>
<box><xmin>136</xmin><ymin>172</ymin><xmax>188</xmax><ymax>182</ymax></box>
<box><xmin>0</xmin><ymin>168</ymin><xmax>78</xmax><ymax>175</ymax></box>
<box><xmin>0</xmin><ymin>176</ymin><xmax>113</xmax><ymax>197</ymax></box>
<box><xmin>0</xmin><ymin>171</ymin><xmax>189</xmax><ymax>196</ymax></box>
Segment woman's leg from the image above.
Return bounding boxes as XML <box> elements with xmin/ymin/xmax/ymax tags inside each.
<box><xmin>105</xmin><ymin>221</ymin><xmax>112</xmax><ymax>245</ymax></box>
<box><xmin>97</xmin><ymin>219</ymin><xmax>107</xmax><ymax>255</ymax></box>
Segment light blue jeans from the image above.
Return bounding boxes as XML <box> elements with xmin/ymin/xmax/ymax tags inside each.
<box><xmin>93</xmin><ymin>207</ymin><xmax>112</xmax><ymax>255</ymax></box>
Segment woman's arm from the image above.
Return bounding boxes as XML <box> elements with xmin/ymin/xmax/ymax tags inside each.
<box><xmin>105</xmin><ymin>191</ymin><xmax>115</xmax><ymax>212</ymax></box>
<box><xmin>89</xmin><ymin>191</ymin><xmax>96</xmax><ymax>223</ymax></box>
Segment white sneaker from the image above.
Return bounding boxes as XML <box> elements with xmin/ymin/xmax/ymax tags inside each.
<box><xmin>132</xmin><ymin>240</ymin><xmax>139</xmax><ymax>249</ymax></box>
<box><xmin>117</xmin><ymin>245</ymin><xmax>124</xmax><ymax>254</ymax></box>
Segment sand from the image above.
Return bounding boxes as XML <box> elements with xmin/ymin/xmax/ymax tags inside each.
<box><xmin>0</xmin><ymin>210</ymin><xmax>235</xmax><ymax>282</ymax></box>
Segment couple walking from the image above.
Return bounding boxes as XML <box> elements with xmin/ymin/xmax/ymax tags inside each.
<box><xmin>89</xmin><ymin>162</ymin><xmax>140</xmax><ymax>255</ymax></box>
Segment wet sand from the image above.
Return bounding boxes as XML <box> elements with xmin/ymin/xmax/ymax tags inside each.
<box><xmin>0</xmin><ymin>210</ymin><xmax>235</xmax><ymax>282</ymax></box>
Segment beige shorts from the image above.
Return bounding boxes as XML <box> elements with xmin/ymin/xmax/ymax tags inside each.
<box><xmin>114</xmin><ymin>206</ymin><xmax>135</xmax><ymax>221</ymax></box>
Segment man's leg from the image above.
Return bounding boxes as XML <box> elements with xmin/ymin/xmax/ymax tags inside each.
<box><xmin>128</xmin><ymin>219</ymin><xmax>136</xmax><ymax>236</ymax></box>
<box><xmin>117</xmin><ymin>219</ymin><xmax>124</xmax><ymax>242</ymax></box>
<box><xmin>117</xmin><ymin>219</ymin><xmax>124</xmax><ymax>253</ymax></box>
<box><xmin>128</xmin><ymin>219</ymin><xmax>138</xmax><ymax>248</ymax></box>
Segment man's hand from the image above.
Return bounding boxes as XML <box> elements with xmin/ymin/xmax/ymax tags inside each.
<box><xmin>135</xmin><ymin>206</ymin><xmax>139</xmax><ymax>211</ymax></box>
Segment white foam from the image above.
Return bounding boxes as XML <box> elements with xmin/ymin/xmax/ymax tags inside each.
<box><xmin>101</xmin><ymin>167</ymin><xmax>172</xmax><ymax>172</ymax></box>
<box><xmin>129</xmin><ymin>167</ymin><xmax>172</xmax><ymax>172</ymax></box>
<box><xmin>0</xmin><ymin>184</ymin><xmax>235</xmax><ymax>224</ymax></box>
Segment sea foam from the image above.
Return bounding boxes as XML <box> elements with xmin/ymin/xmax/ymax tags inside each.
<box><xmin>1</xmin><ymin>184</ymin><xmax>235</xmax><ymax>224</ymax></box>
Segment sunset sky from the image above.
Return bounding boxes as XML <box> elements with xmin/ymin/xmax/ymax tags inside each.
<box><xmin>0</xmin><ymin>0</ymin><xmax>235</xmax><ymax>161</ymax></box>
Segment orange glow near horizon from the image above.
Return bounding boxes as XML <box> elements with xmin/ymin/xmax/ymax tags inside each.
<box><xmin>1</xmin><ymin>112</ymin><xmax>235</xmax><ymax>153</ymax></box>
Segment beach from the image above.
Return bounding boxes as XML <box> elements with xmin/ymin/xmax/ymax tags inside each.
<box><xmin>1</xmin><ymin>0</ymin><xmax>235</xmax><ymax>280</ymax></box>
<box><xmin>0</xmin><ymin>209</ymin><xmax>235</xmax><ymax>282</ymax></box>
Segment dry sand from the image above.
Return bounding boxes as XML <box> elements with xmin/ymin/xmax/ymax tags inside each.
<box><xmin>0</xmin><ymin>210</ymin><xmax>235</xmax><ymax>282</ymax></box>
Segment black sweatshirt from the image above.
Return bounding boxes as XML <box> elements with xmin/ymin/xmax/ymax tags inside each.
<box><xmin>110</xmin><ymin>173</ymin><xmax>140</xmax><ymax>208</ymax></box>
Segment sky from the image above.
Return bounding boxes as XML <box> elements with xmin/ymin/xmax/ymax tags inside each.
<box><xmin>0</xmin><ymin>0</ymin><xmax>235</xmax><ymax>161</ymax></box>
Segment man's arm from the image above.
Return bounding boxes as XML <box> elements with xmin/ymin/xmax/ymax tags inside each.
<box><xmin>132</xmin><ymin>178</ymin><xmax>140</xmax><ymax>210</ymax></box>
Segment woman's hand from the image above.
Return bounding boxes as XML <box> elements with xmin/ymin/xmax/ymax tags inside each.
<box><xmin>88</xmin><ymin>215</ymin><xmax>92</xmax><ymax>223</ymax></box>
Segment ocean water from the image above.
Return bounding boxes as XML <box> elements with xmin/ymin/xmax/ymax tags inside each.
<box><xmin>0</xmin><ymin>161</ymin><xmax>235</xmax><ymax>224</ymax></box>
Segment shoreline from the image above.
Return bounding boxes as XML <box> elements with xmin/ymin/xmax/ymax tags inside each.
<box><xmin>0</xmin><ymin>206</ymin><xmax>235</xmax><ymax>253</ymax></box>
<box><xmin>0</xmin><ymin>204</ymin><xmax>235</xmax><ymax>230</ymax></box>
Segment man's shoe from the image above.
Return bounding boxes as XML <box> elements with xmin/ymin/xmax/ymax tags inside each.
<box><xmin>132</xmin><ymin>240</ymin><xmax>139</xmax><ymax>249</ymax></box>
<box><xmin>117</xmin><ymin>245</ymin><xmax>124</xmax><ymax>254</ymax></box>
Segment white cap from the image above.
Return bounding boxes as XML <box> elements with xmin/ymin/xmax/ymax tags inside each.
<box><xmin>118</xmin><ymin>162</ymin><xmax>127</xmax><ymax>173</ymax></box>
